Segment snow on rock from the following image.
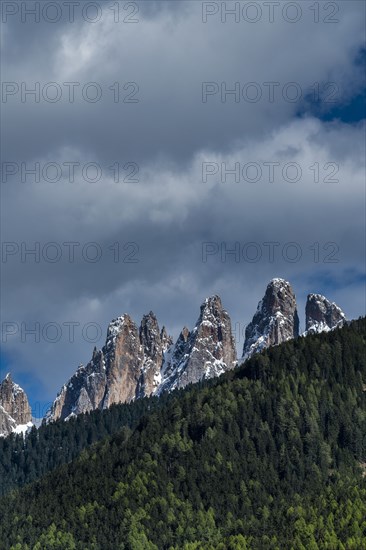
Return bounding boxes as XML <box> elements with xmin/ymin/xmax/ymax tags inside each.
<box><xmin>135</xmin><ymin>312</ymin><xmax>171</xmax><ymax>399</ymax></box>
<box><xmin>241</xmin><ymin>278</ymin><xmax>299</xmax><ymax>362</ymax></box>
<box><xmin>305</xmin><ymin>294</ymin><xmax>346</xmax><ymax>334</ymax></box>
<box><xmin>13</xmin><ymin>421</ymin><xmax>33</xmax><ymax>437</ymax></box>
<box><xmin>45</xmin><ymin>312</ymin><xmax>174</xmax><ymax>423</ymax></box>
<box><xmin>158</xmin><ymin>295</ymin><xmax>237</xmax><ymax>394</ymax></box>
<box><xmin>43</xmin><ymin>280</ymin><xmax>350</xmax><ymax>425</ymax></box>
<box><xmin>0</xmin><ymin>375</ymin><xmax>33</xmax><ymax>437</ymax></box>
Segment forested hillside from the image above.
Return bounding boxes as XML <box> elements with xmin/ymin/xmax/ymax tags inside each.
<box><xmin>0</xmin><ymin>319</ymin><xmax>365</xmax><ymax>549</ymax></box>
<box><xmin>0</xmin><ymin>391</ymin><xmax>168</xmax><ymax>496</ymax></box>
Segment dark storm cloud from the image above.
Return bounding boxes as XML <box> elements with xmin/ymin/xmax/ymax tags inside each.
<box><xmin>1</xmin><ymin>1</ymin><xmax>365</xmax><ymax>404</ymax></box>
<box><xmin>2</xmin><ymin>1</ymin><xmax>365</xmax><ymax>164</ymax></box>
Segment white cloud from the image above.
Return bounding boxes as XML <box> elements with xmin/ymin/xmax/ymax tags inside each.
<box><xmin>2</xmin><ymin>116</ymin><xmax>365</xmax><ymax>397</ymax></box>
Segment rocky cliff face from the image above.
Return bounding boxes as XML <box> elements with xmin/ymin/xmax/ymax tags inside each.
<box><xmin>45</xmin><ymin>349</ymin><xmax>107</xmax><ymax>423</ymax></box>
<box><xmin>305</xmin><ymin>294</ymin><xmax>346</xmax><ymax>334</ymax></box>
<box><xmin>159</xmin><ymin>326</ymin><xmax>190</xmax><ymax>386</ymax></box>
<box><xmin>0</xmin><ymin>374</ymin><xmax>32</xmax><ymax>437</ymax></box>
<box><xmin>158</xmin><ymin>295</ymin><xmax>237</xmax><ymax>393</ymax></box>
<box><xmin>45</xmin><ymin>313</ymin><xmax>174</xmax><ymax>423</ymax></box>
<box><xmin>242</xmin><ymin>278</ymin><xmax>299</xmax><ymax>361</ymax></box>
<box><xmin>136</xmin><ymin>313</ymin><xmax>172</xmax><ymax>399</ymax></box>
<box><xmin>44</xmin><ymin>280</ymin><xmax>351</xmax><ymax>424</ymax></box>
<box><xmin>46</xmin><ymin>296</ymin><xmax>237</xmax><ymax>423</ymax></box>
<box><xmin>102</xmin><ymin>315</ymin><xmax>144</xmax><ymax>408</ymax></box>
<box><xmin>0</xmin><ymin>406</ymin><xmax>17</xmax><ymax>437</ymax></box>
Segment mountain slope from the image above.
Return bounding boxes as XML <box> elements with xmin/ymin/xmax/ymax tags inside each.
<box><xmin>0</xmin><ymin>392</ymin><xmax>170</xmax><ymax>497</ymax></box>
<box><xmin>0</xmin><ymin>318</ymin><xmax>365</xmax><ymax>549</ymax></box>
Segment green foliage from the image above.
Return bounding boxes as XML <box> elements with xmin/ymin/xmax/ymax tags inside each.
<box><xmin>32</xmin><ymin>523</ymin><xmax>77</xmax><ymax>549</ymax></box>
<box><xmin>0</xmin><ymin>391</ymin><xmax>169</xmax><ymax>497</ymax></box>
<box><xmin>0</xmin><ymin>318</ymin><xmax>365</xmax><ymax>550</ymax></box>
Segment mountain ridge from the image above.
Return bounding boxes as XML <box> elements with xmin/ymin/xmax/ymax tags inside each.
<box><xmin>44</xmin><ymin>278</ymin><xmax>347</xmax><ymax>424</ymax></box>
<box><xmin>1</xmin><ymin>278</ymin><xmax>347</xmax><ymax>431</ymax></box>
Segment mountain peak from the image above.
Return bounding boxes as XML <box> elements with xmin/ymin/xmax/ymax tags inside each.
<box><xmin>305</xmin><ymin>293</ymin><xmax>346</xmax><ymax>334</ymax></box>
<box><xmin>242</xmin><ymin>278</ymin><xmax>299</xmax><ymax>361</ymax></box>
<box><xmin>180</xmin><ymin>326</ymin><xmax>190</xmax><ymax>339</ymax></box>
<box><xmin>160</xmin><ymin>326</ymin><xmax>173</xmax><ymax>351</ymax></box>
<box><xmin>46</xmin><ymin>309</ymin><xmax>173</xmax><ymax>422</ymax></box>
<box><xmin>0</xmin><ymin>375</ymin><xmax>32</xmax><ymax>437</ymax></box>
<box><xmin>105</xmin><ymin>314</ymin><xmax>137</xmax><ymax>350</ymax></box>
<box><xmin>107</xmin><ymin>314</ymin><xmax>131</xmax><ymax>333</ymax></box>
<box><xmin>199</xmin><ymin>295</ymin><xmax>227</xmax><ymax>323</ymax></box>
<box><xmin>202</xmin><ymin>294</ymin><xmax>222</xmax><ymax>307</ymax></box>
<box><xmin>43</xmin><ymin>280</ymin><xmax>352</xmax><ymax>426</ymax></box>
<box><xmin>269</xmin><ymin>277</ymin><xmax>289</xmax><ymax>287</ymax></box>
<box><xmin>145</xmin><ymin>310</ymin><xmax>157</xmax><ymax>318</ymax></box>
<box><xmin>159</xmin><ymin>296</ymin><xmax>237</xmax><ymax>394</ymax></box>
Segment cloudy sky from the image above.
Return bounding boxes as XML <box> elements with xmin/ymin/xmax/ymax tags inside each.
<box><xmin>1</xmin><ymin>0</ymin><xmax>365</xmax><ymax>417</ymax></box>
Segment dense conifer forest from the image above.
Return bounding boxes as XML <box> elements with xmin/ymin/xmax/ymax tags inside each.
<box><xmin>0</xmin><ymin>318</ymin><xmax>365</xmax><ymax>549</ymax></box>
<box><xmin>0</xmin><ymin>391</ymin><xmax>167</xmax><ymax>497</ymax></box>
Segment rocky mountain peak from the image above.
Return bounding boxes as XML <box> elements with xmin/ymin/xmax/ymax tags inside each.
<box><xmin>160</xmin><ymin>326</ymin><xmax>174</xmax><ymax>351</ymax></box>
<box><xmin>44</xmin><ymin>280</ymin><xmax>351</xmax><ymax>426</ymax></box>
<box><xmin>46</xmin><ymin>310</ymin><xmax>173</xmax><ymax>422</ymax></box>
<box><xmin>105</xmin><ymin>315</ymin><xmax>134</xmax><ymax>349</ymax></box>
<box><xmin>201</xmin><ymin>294</ymin><xmax>223</xmax><ymax>313</ymax></box>
<box><xmin>159</xmin><ymin>295</ymin><xmax>237</xmax><ymax>393</ymax></box>
<box><xmin>180</xmin><ymin>326</ymin><xmax>190</xmax><ymax>342</ymax></box>
<box><xmin>102</xmin><ymin>315</ymin><xmax>142</xmax><ymax>408</ymax></box>
<box><xmin>46</xmin><ymin>295</ymin><xmax>239</xmax><ymax>423</ymax></box>
<box><xmin>45</xmin><ymin>314</ymin><xmax>142</xmax><ymax>423</ymax></box>
<box><xmin>136</xmin><ymin>311</ymin><xmax>167</xmax><ymax>398</ymax></box>
<box><xmin>140</xmin><ymin>312</ymin><xmax>161</xmax><ymax>357</ymax></box>
<box><xmin>262</xmin><ymin>278</ymin><xmax>296</xmax><ymax>313</ymax></box>
<box><xmin>195</xmin><ymin>295</ymin><xmax>230</xmax><ymax>340</ymax></box>
<box><xmin>0</xmin><ymin>374</ymin><xmax>32</xmax><ymax>437</ymax></box>
<box><xmin>242</xmin><ymin>278</ymin><xmax>299</xmax><ymax>361</ymax></box>
<box><xmin>305</xmin><ymin>294</ymin><xmax>346</xmax><ymax>334</ymax></box>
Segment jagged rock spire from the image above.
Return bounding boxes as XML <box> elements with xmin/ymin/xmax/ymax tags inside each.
<box><xmin>44</xmin><ymin>280</ymin><xmax>351</xmax><ymax>424</ymax></box>
<box><xmin>242</xmin><ymin>278</ymin><xmax>299</xmax><ymax>361</ymax></box>
<box><xmin>45</xmin><ymin>311</ymin><xmax>174</xmax><ymax>422</ymax></box>
<box><xmin>158</xmin><ymin>295</ymin><xmax>237</xmax><ymax>393</ymax></box>
<box><xmin>305</xmin><ymin>294</ymin><xmax>346</xmax><ymax>333</ymax></box>
<box><xmin>0</xmin><ymin>374</ymin><xmax>32</xmax><ymax>437</ymax></box>
<box><xmin>136</xmin><ymin>312</ymin><xmax>168</xmax><ymax>398</ymax></box>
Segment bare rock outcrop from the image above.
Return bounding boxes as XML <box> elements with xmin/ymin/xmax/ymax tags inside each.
<box><xmin>242</xmin><ymin>278</ymin><xmax>299</xmax><ymax>361</ymax></box>
<box><xmin>159</xmin><ymin>295</ymin><xmax>237</xmax><ymax>393</ymax></box>
<box><xmin>0</xmin><ymin>374</ymin><xmax>32</xmax><ymax>436</ymax></box>
<box><xmin>305</xmin><ymin>294</ymin><xmax>346</xmax><ymax>334</ymax></box>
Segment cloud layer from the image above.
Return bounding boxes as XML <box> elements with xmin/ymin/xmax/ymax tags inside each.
<box><xmin>1</xmin><ymin>1</ymin><xmax>365</xmax><ymax>409</ymax></box>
